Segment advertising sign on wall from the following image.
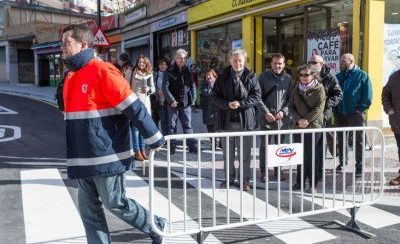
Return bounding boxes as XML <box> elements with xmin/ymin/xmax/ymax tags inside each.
<box><xmin>382</xmin><ymin>24</ymin><xmax>400</xmax><ymax>127</ymax></box>
<box><xmin>307</xmin><ymin>28</ymin><xmax>341</xmax><ymax>74</ymax></box>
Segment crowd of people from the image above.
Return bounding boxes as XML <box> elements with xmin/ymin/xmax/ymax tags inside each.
<box><xmin>113</xmin><ymin>46</ymin><xmax>382</xmax><ymax>193</ymax></box>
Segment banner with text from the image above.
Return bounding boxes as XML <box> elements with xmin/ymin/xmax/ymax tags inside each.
<box><xmin>307</xmin><ymin>28</ymin><xmax>341</xmax><ymax>74</ymax></box>
<box><xmin>382</xmin><ymin>24</ymin><xmax>400</xmax><ymax>127</ymax></box>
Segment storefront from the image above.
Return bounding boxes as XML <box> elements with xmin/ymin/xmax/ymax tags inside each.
<box><xmin>32</xmin><ymin>42</ymin><xmax>62</xmax><ymax>87</ymax></box>
<box><xmin>188</xmin><ymin>0</ymin><xmax>390</xmax><ymax>127</ymax></box>
<box><xmin>151</xmin><ymin>11</ymin><xmax>188</xmax><ymax>64</ymax></box>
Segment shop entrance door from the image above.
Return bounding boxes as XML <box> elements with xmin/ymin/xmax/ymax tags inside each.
<box><xmin>262</xmin><ymin>5</ymin><xmax>329</xmax><ymax>72</ymax></box>
<box><xmin>39</xmin><ymin>58</ymin><xmax>50</xmax><ymax>86</ymax></box>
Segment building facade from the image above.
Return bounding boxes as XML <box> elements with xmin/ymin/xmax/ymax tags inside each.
<box><xmin>188</xmin><ymin>0</ymin><xmax>400</xmax><ymax>127</ymax></box>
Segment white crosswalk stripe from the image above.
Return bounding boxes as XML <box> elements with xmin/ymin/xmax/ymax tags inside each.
<box><xmin>21</xmin><ymin>168</ymin><xmax>87</xmax><ymax>244</ymax></box>
<box><xmin>18</xmin><ymin>167</ymin><xmax>400</xmax><ymax>243</ymax></box>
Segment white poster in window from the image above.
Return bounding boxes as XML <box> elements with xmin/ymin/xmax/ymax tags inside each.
<box><xmin>267</xmin><ymin>143</ymin><xmax>303</xmax><ymax>167</ymax></box>
<box><xmin>171</xmin><ymin>32</ymin><xmax>178</xmax><ymax>47</ymax></box>
<box><xmin>177</xmin><ymin>30</ymin><xmax>184</xmax><ymax>46</ymax></box>
<box><xmin>307</xmin><ymin>28</ymin><xmax>341</xmax><ymax>74</ymax></box>
<box><xmin>382</xmin><ymin>24</ymin><xmax>400</xmax><ymax>127</ymax></box>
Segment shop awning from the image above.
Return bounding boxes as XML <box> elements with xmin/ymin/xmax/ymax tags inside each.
<box><xmin>124</xmin><ymin>35</ymin><xmax>149</xmax><ymax>49</ymax></box>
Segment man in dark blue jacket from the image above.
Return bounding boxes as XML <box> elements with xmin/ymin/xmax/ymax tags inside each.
<box><xmin>61</xmin><ymin>24</ymin><xmax>165</xmax><ymax>244</ymax></box>
<box><xmin>334</xmin><ymin>53</ymin><xmax>372</xmax><ymax>177</ymax></box>
<box><xmin>163</xmin><ymin>49</ymin><xmax>197</xmax><ymax>154</ymax></box>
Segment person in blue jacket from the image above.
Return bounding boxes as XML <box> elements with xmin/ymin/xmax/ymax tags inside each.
<box><xmin>61</xmin><ymin>24</ymin><xmax>165</xmax><ymax>244</ymax></box>
<box><xmin>334</xmin><ymin>53</ymin><xmax>372</xmax><ymax>177</ymax></box>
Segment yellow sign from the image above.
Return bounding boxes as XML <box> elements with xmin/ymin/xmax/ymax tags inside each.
<box><xmin>188</xmin><ymin>0</ymin><xmax>265</xmax><ymax>24</ymax></box>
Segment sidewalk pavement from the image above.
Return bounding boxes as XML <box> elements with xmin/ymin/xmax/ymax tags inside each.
<box><xmin>1</xmin><ymin>83</ymin><xmax>399</xmax><ymax>195</ymax></box>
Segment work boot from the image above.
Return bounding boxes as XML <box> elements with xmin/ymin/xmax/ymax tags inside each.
<box><xmin>134</xmin><ymin>151</ymin><xmax>145</xmax><ymax>161</ymax></box>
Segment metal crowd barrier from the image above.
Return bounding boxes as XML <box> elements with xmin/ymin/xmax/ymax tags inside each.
<box><xmin>147</xmin><ymin>127</ymin><xmax>385</xmax><ymax>243</ymax></box>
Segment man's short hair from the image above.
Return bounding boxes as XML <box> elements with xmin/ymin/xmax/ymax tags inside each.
<box><xmin>62</xmin><ymin>24</ymin><xmax>94</xmax><ymax>46</ymax></box>
<box><xmin>271</xmin><ymin>53</ymin><xmax>285</xmax><ymax>61</ymax></box>
<box><xmin>157</xmin><ymin>57</ymin><xmax>169</xmax><ymax>66</ymax></box>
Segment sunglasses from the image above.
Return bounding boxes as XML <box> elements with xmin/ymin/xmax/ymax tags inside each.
<box><xmin>299</xmin><ymin>73</ymin><xmax>311</xmax><ymax>78</ymax></box>
<box><xmin>308</xmin><ymin>61</ymin><xmax>319</xmax><ymax>65</ymax></box>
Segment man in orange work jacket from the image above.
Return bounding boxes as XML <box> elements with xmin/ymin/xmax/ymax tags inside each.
<box><xmin>61</xmin><ymin>24</ymin><xmax>165</xmax><ymax>244</ymax></box>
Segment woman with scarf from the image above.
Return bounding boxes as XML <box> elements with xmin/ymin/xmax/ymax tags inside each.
<box><xmin>126</xmin><ymin>55</ymin><xmax>156</xmax><ymax>161</ymax></box>
<box><xmin>290</xmin><ymin>64</ymin><xmax>326</xmax><ymax>194</ymax></box>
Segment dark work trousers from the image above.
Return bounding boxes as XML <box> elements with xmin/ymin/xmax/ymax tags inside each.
<box><xmin>335</xmin><ymin>112</ymin><xmax>365</xmax><ymax>170</ymax></box>
<box><xmin>153</xmin><ymin>104</ymin><xmax>169</xmax><ymax>136</ymax></box>
<box><xmin>167</xmin><ymin>105</ymin><xmax>196</xmax><ymax>149</ymax></box>
<box><xmin>259</xmin><ymin>134</ymin><xmax>288</xmax><ymax>177</ymax></box>
<box><xmin>295</xmin><ymin>132</ymin><xmax>322</xmax><ymax>186</ymax></box>
<box><xmin>395</xmin><ymin>133</ymin><xmax>400</xmax><ymax>174</ymax></box>
<box><xmin>221</xmin><ymin>122</ymin><xmax>252</xmax><ymax>183</ymax></box>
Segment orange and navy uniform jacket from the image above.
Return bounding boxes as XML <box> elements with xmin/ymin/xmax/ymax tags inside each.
<box><xmin>63</xmin><ymin>58</ymin><xmax>164</xmax><ymax>179</ymax></box>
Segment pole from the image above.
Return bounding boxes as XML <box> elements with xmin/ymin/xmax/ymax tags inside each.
<box><xmin>97</xmin><ymin>0</ymin><xmax>101</xmax><ymax>28</ymax></box>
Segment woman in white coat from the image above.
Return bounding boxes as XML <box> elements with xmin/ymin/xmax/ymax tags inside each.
<box><xmin>126</xmin><ymin>55</ymin><xmax>155</xmax><ymax>160</ymax></box>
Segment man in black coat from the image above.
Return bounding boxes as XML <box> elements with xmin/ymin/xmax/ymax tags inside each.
<box><xmin>163</xmin><ymin>49</ymin><xmax>197</xmax><ymax>154</ymax></box>
<box><xmin>258</xmin><ymin>53</ymin><xmax>292</xmax><ymax>183</ymax></box>
<box><xmin>212</xmin><ymin>48</ymin><xmax>261</xmax><ymax>191</ymax></box>
<box><xmin>308</xmin><ymin>54</ymin><xmax>343</xmax><ymax>180</ymax></box>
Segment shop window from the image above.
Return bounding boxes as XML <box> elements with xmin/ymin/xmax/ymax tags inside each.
<box><xmin>382</xmin><ymin>0</ymin><xmax>400</xmax><ymax>86</ymax></box>
<box><xmin>0</xmin><ymin>47</ymin><xmax>5</xmax><ymax>63</ymax></box>
<box><xmin>157</xmin><ymin>27</ymin><xmax>188</xmax><ymax>64</ymax></box>
<box><xmin>262</xmin><ymin>0</ymin><xmax>353</xmax><ymax>74</ymax></box>
<box><xmin>197</xmin><ymin>21</ymin><xmax>242</xmax><ymax>81</ymax></box>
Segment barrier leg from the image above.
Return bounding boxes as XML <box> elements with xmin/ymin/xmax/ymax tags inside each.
<box><xmin>196</xmin><ymin>231</ymin><xmax>205</xmax><ymax>244</ymax></box>
<box><xmin>333</xmin><ymin>207</ymin><xmax>376</xmax><ymax>239</ymax></box>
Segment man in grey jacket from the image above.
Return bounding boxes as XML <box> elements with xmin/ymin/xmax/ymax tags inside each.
<box><xmin>258</xmin><ymin>53</ymin><xmax>292</xmax><ymax>183</ymax></box>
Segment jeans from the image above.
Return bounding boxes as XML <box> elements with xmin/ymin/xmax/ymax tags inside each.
<box><xmin>167</xmin><ymin>105</ymin><xmax>195</xmax><ymax>149</ymax></box>
<box><xmin>335</xmin><ymin>112</ymin><xmax>365</xmax><ymax>169</ymax></box>
<box><xmin>152</xmin><ymin>104</ymin><xmax>169</xmax><ymax>136</ymax></box>
<box><xmin>78</xmin><ymin>173</ymin><xmax>165</xmax><ymax>244</ymax></box>
<box><xmin>132</xmin><ymin>126</ymin><xmax>145</xmax><ymax>151</ymax></box>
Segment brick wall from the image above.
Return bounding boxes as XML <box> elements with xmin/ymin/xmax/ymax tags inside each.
<box><xmin>147</xmin><ymin>0</ymin><xmax>178</xmax><ymax>17</ymax></box>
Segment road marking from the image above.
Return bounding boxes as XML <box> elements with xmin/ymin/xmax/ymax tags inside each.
<box><xmin>0</xmin><ymin>105</ymin><xmax>18</xmax><ymax>114</ymax></box>
<box><xmin>0</xmin><ymin>125</ymin><xmax>21</xmax><ymax>142</ymax></box>
<box><xmin>125</xmin><ymin>171</ymin><xmax>222</xmax><ymax>243</ymax></box>
<box><xmin>302</xmin><ymin>194</ymin><xmax>400</xmax><ymax>229</ymax></box>
<box><xmin>173</xmin><ymin>172</ymin><xmax>336</xmax><ymax>244</ymax></box>
<box><xmin>21</xmin><ymin>169</ymin><xmax>87</xmax><ymax>243</ymax></box>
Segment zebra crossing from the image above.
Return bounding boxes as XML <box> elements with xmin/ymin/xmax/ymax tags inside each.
<box><xmin>17</xmin><ymin>165</ymin><xmax>400</xmax><ymax>244</ymax></box>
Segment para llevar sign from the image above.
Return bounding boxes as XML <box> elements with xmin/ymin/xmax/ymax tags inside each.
<box><xmin>93</xmin><ymin>27</ymin><xmax>110</xmax><ymax>46</ymax></box>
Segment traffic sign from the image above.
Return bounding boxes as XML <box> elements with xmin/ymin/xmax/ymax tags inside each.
<box><xmin>93</xmin><ymin>28</ymin><xmax>110</xmax><ymax>46</ymax></box>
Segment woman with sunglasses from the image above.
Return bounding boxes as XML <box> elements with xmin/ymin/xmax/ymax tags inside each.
<box><xmin>289</xmin><ymin>64</ymin><xmax>326</xmax><ymax>194</ymax></box>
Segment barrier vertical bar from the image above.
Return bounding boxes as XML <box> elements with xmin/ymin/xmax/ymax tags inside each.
<box><xmin>371</xmin><ymin>132</ymin><xmax>375</xmax><ymax>201</ymax></box>
<box><xmin>167</xmin><ymin>139</ymin><xmax>172</xmax><ymax>232</ymax></box>
<box><xmin>362</xmin><ymin>130</ymin><xmax>366</xmax><ymax>203</ymax></box>
<box><xmin>265</xmin><ymin>134</ymin><xmax>269</xmax><ymax>219</ymax></box>
<box><xmin>252</xmin><ymin>135</ymin><xmax>257</xmax><ymax>220</ymax></box>
<box><xmin>322</xmin><ymin>132</ymin><xmax>326</xmax><ymax>208</ymax></box>
<box><xmin>311</xmin><ymin>132</ymin><xmax>315</xmax><ymax>211</ymax></box>
<box><xmin>333</xmin><ymin>131</ymin><xmax>337</xmax><ymax>208</ymax></box>
<box><xmin>183</xmin><ymin>139</ymin><xmax>187</xmax><ymax>231</ymax></box>
<box><xmin>226</xmin><ymin>136</ymin><xmax>230</xmax><ymax>224</ymax></box>
<box><xmin>240</xmin><ymin>135</ymin><xmax>244</xmax><ymax>223</ymax></box>
<box><xmin>353</xmin><ymin>130</ymin><xmax>356</xmax><ymax>205</ymax></box>
<box><xmin>277</xmin><ymin>133</ymin><xmax>281</xmax><ymax>217</ymax></box>
<box><xmin>342</xmin><ymin>131</ymin><xmax>346</xmax><ymax>206</ymax></box>
<box><xmin>197</xmin><ymin>139</ymin><xmax>202</xmax><ymax>228</ymax></box>
<box><xmin>289</xmin><ymin>132</ymin><xmax>293</xmax><ymax>215</ymax></box>
<box><xmin>301</xmin><ymin>132</ymin><xmax>304</xmax><ymax>213</ymax></box>
<box><xmin>212</xmin><ymin>137</ymin><xmax>216</xmax><ymax>227</ymax></box>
